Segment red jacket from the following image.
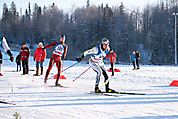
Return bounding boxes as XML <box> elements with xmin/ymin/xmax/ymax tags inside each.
<box><xmin>33</xmin><ymin>47</ymin><xmax>46</xmax><ymax>61</ymax></box>
<box><xmin>106</xmin><ymin>52</ymin><xmax>117</xmax><ymax>63</ymax></box>
<box><xmin>20</xmin><ymin>46</ymin><xmax>30</xmax><ymax>60</ymax></box>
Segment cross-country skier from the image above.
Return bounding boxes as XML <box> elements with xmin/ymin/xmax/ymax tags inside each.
<box><xmin>76</xmin><ymin>38</ymin><xmax>117</xmax><ymax>93</ymax></box>
<box><xmin>44</xmin><ymin>35</ymin><xmax>68</xmax><ymax>86</ymax></box>
<box><xmin>0</xmin><ymin>35</ymin><xmax>14</xmax><ymax>71</ymax></box>
<box><xmin>33</xmin><ymin>42</ymin><xmax>46</xmax><ymax>76</ymax></box>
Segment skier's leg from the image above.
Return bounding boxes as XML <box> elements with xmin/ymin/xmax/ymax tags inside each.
<box><xmin>44</xmin><ymin>58</ymin><xmax>54</xmax><ymax>83</ymax></box>
<box><xmin>55</xmin><ymin>61</ymin><xmax>62</xmax><ymax>86</ymax></box>
<box><xmin>89</xmin><ymin>61</ymin><xmax>102</xmax><ymax>93</ymax></box>
<box><xmin>99</xmin><ymin>64</ymin><xmax>117</xmax><ymax>93</ymax></box>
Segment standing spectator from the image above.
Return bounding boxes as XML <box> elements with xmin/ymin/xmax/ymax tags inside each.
<box><xmin>130</xmin><ymin>51</ymin><xmax>136</xmax><ymax>70</ymax></box>
<box><xmin>44</xmin><ymin>35</ymin><xmax>68</xmax><ymax>86</ymax></box>
<box><xmin>20</xmin><ymin>43</ymin><xmax>30</xmax><ymax>75</ymax></box>
<box><xmin>135</xmin><ymin>50</ymin><xmax>140</xmax><ymax>69</ymax></box>
<box><xmin>16</xmin><ymin>53</ymin><xmax>21</xmax><ymax>72</ymax></box>
<box><xmin>33</xmin><ymin>42</ymin><xmax>46</xmax><ymax>76</ymax></box>
<box><xmin>0</xmin><ymin>35</ymin><xmax>14</xmax><ymax>71</ymax></box>
<box><xmin>106</xmin><ymin>49</ymin><xmax>117</xmax><ymax>76</ymax></box>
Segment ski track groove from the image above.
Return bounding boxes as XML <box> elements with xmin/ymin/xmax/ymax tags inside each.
<box><xmin>1</xmin><ymin>57</ymin><xmax>178</xmax><ymax>118</ymax></box>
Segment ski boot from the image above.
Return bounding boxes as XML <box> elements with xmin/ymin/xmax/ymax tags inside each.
<box><xmin>44</xmin><ymin>78</ymin><xmax>47</xmax><ymax>84</ymax></box>
<box><xmin>55</xmin><ymin>79</ymin><xmax>61</xmax><ymax>86</ymax></box>
<box><xmin>106</xmin><ymin>86</ymin><xmax>118</xmax><ymax>93</ymax></box>
<box><xmin>95</xmin><ymin>85</ymin><xmax>102</xmax><ymax>93</ymax></box>
<box><xmin>55</xmin><ymin>82</ymin><xmax>61</xmax><ymax>87</ymax></box>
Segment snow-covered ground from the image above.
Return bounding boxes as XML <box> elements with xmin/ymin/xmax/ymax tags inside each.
<box><xmin>0</xmin><ymin>51</ymin><xmax>178</xmax><ymax>119</ymax></box>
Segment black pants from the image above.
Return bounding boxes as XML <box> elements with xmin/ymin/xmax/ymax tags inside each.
<box><xmin>132</xmin><ymin>61</ymin><xmax>136</xmax><ymax>69</ymax></box>
<box><xmin>22</xmin><ymin>60</ymin><xmax>29</xmax><ymax>74</ymax></box>
<box><xmin>111</xmin><ymin>62</ymin><xmax>114</xmax><ymax>76</ymax></box>
<box><xmin>136</xmin><ymin>59</ymin><xmax>140</xmax><ymax>69</ymax></box>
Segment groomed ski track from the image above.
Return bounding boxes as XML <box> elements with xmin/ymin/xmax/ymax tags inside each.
<box><xmin>0</xmin><ymin>52</ymin><xmax>178</xmax><ymax>118</ymax></box>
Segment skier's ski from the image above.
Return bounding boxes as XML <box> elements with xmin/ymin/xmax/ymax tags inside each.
<box><xmin>101</xmin><ymin>91</ymin><xmax>145</xmax><ymax>95</ymax></box>
<box><xmin>85</xmin><ymin>91</ymin><xmax>121</xmax><ymax>97</ymax></box>
<box><xmin>86</xmin><ymin>91</ymin><xmax>145</xmax><ymax>96</ymax></box>
<box><xmin>117</xmin><ymin>91</ymin><xmax>145</xmax><ymax>95</ymax></box>
<box><xmin>0</xmin><ymin>100</ymin><xmax>16</xmax><ymax>105</ymax></box>
<box><xmin>45</xmin><ymin>84</ymin><xmax>73</xmax><ymax>88</ymax></box>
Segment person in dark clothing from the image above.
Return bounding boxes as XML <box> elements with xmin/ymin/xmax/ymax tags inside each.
<box><xmin>135</xmin><ymin>50</ymin><xmax>140</xmax><ymax>69</ymax></box>
<box><xmin>20</xmin><ymin>43</ymin><xmax>30</xmax><ymax>75</ymax></box>
<box><xmin>16</xmin><ymin>53</ymin><xmax>21</xmax><ymax>71</ymax></box>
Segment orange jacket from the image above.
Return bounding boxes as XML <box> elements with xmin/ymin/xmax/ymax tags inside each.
<box><xmin>33</xmin><ymin>47</ymin><xmax>46</xmax><ymax>61</ymax></box>
<box><xmin>106</xmin><ymin>52</ymin><xmax>117</xmax><ymax>63</ymax></box>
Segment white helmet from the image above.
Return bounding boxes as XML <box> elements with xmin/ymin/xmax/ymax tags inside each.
<box><xmin>102</xmin><ymin>38</ymin><xmax>109</xmax><ymax>44</ymax></box>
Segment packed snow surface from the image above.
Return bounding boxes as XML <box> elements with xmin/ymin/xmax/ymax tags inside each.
<box><xmin>0</xmin><ymin>51</ymin><xmax>178</xmax><ymax>119</ymax></box>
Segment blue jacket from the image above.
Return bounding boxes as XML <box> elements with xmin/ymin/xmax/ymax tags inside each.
<box><xmin>130</xmin><ymin>54</ymin><xmax>136</xmax><ymax>61</ymax></box>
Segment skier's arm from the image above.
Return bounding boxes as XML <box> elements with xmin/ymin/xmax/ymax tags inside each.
<box><xmin>63</xmin><ymin>45</ymin><xmax>68</xmax><ymax>59</ymax></box>
<box><xmin>2</xmin><ymin>37</ymin><xmax>14</xmax><ymax>62</ymax></box>
<box><xmin>76</xmin><ymin>47</ymin><xmax>97</xmax><ymax>62</ymax></box>
<box><xmin>44</xmin><ymin>42</ymin><xmax>58</xmax><ymax>49</ymax></box>
<box><xmin>2</xmin><ymin>37</ymin><xmax>10</xmax><ymax>52</ymax></box>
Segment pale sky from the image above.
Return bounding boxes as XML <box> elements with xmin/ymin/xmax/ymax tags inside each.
<box><xmin>0</xmin><ymin>0</ymin><xmax>160</xmax><ymax>16</ymax></box>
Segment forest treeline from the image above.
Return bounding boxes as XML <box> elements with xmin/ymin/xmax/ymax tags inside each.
<box><xmin>0</xmin><ymin>0</ymin><xmax>178</xmax><ymax>64</ymax></box>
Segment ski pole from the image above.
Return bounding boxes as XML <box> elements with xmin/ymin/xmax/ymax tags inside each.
<box><xmin>0</xmin><ymin>59</ymin><xmax>9</xmax><ymax>60</ymax></box>
<box><xmin>73</xmin><ymin>66</ymin><xmax>91</xmax><ymax>82</ymax></box>
<box><xmin>48</xmin><ymin>62</ymin><xmax>79</xmax><ymax>79</ymax></box>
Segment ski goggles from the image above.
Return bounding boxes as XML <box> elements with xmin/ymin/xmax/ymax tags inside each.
<box><xmin>102</xmin><ymin>38</ymin><xmax>110</xmax><ymax>44</ymax></box>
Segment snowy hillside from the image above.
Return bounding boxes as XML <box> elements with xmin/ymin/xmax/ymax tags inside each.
<box><xmin>0</xmin><ymin>51</ymin><xmax>178</xmax><ymax>119</ymax></box>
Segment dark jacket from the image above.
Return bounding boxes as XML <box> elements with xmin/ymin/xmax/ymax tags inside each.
<box><xmin>135</xmin><ymin>53</ymin><xmax>140</xmax><ymax>60</ymax></box>
<box><xmin>16</xmin><ymin>54</ymin><xmax>21</xmax><ymax>65</ymax></box>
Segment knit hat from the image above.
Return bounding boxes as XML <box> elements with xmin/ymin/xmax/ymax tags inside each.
<box><xmin>39</xmin><ymin>42</ymin><xmax>43</xmax><ymax>46</ymax></box>
<box><xmin>61</xmin><ymin>35</ymin><xmax>65</xmax><ymax>38</ymax></box>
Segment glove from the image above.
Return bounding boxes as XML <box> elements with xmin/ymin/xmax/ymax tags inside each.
<box><xmin>42</xmin><ymin>47</ymin><xmax>45</xmax><ymax>51</ymax></box>
<box><xmin>62</xmin><ymin>56</ymin><xmax>65</xmax><ymax>60</ymax></box>
<box><xmin>42</xmin><ymin>60</ymin><xmax>44</xmax><ymax>62</ymax></box>
<box><xmin>34</xmin><ymin>58</ymin><xmax>35</xmax><ymax>61</ymax></box>
<box><xmin>10</xmin><ymin>56</ymin><xmax>14</xmax><ymax>62</ymax></box>
<box><xmin>76</xmin><ymin>57</ymin><xmax>82</xmax><ymax>63</ymax></box>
